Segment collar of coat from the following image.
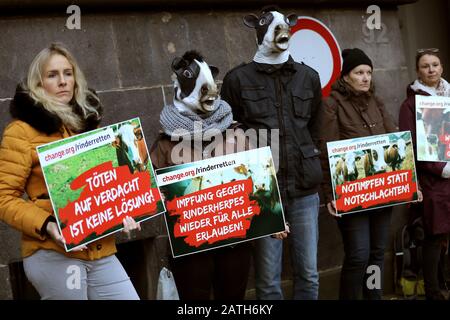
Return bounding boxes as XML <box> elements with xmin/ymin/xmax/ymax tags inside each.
<box><xmin>328</xmin><ymin>78</ymin><xmax>379</xmax><ymax>113</ymax></box>
<box><xmin>9</xmin><ymin>84</ymin><xmax>103</xmax><ymax>135</ymax></box>
<box><xmin>254</xmin><ymin>55</ymin><xmax>296</xmax><ymax>74</ymax></box>
<box><xmin>406</xmin><ymin>82</ymin><xmax>430</xmax><ymax>98</ymax></box>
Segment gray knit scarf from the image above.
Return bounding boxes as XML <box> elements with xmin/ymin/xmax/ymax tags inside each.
<box><xmin>160</xmin><ymin>99</ymin><xmax>233</xmax><ymax>139</ymax></box>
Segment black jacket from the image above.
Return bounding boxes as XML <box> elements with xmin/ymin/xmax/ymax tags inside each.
<box><xmin>221</xmin><ymin>56</ymin><xmax>323</xmax><ymax>199</ymax></box>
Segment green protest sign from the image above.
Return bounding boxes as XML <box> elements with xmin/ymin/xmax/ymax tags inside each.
<box><xmin>37</xmin><ymin>118</ymin><xmax>165</xmax><ymax>251</ymax></box>
<box><xmin>327</xmin><ymin>131</ymin><xmax>419</xmax><ymax>215</ymax></box>
<box><xmin>156</xmin><ymin>147</ymin><xmax>286</xmax><ymax>258</ymax></box>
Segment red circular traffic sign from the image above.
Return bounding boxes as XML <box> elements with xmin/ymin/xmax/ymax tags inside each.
<box><xmin>290</xmin><ymin>16</ymin><xmax>342</xmax><ymax>97</ymax></box>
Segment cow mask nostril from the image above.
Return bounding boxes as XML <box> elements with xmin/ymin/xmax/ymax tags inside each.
<box><xmin>277</xmin><ymin>35</ymin><xmax>289</xmax><ymax>43</ymax></box>
<box><xmin>273</xmin><ymin>23</ymin><xmax>291</xmax><ymax>51</ymax></box>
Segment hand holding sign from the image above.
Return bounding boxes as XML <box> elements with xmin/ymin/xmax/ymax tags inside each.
<box><xmin>326</xmin><ymin>200</ymin><xmax>341</xmax><ymax>218</ymax></box>
<box><xmin>416</xmin><ymin>189</ymin><xmax>423</xmax><ymax>202</ymax></box>
<box><xmin>271</xmin><ymin>222</ymin><xmax>291</xmax><ymax>240</ymax></box>
<box><xmin>122</xmin><ymin>216</ymin><xmax>142</xmax><ymax>240</ymax></box>
<box><xmin>46</xmin><ymin>221</ymin><xmax>87</xmax><ymax>251</ymax></box>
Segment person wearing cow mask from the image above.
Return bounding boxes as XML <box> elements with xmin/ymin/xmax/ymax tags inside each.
<box><xmin>399</xmin><ymin>48</ymin><xmax>450</xmax><ymax>300</ymax></box>
<box><xmin>319</xmin><ymin>48</ymin><xmax>399</xmax><ymax>299</ymax></box>
<box><xmin>221</xmin><ymin>6</ymin><xmax>323</xmax><ymax>300</ymax></box>
<box><xmin>150</xmin><ymin>50</ymin><xmax>253</xmax><ymax>300</ymax></box>
<box><xmin>0</xmin><ymin>43</ymin><xmax>141</xmax><ymax>300</ymax></box>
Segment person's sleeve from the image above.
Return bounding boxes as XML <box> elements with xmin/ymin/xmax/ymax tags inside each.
<box><xmin>221</xmin><ymin>72</ymin><xmax>243</xmax><ymax>123</ymax></box>
<box><xmin>319</xmin><ymin>97</ymin><xmax>341</xmax><ymax>204</ymax></box>
<box><xmin>0</xmin><ymin>123</ymin><xmax>52</xmax><ymax>239</ymax></box>
<box><xmin>398</xmin><ymin>99</ymin><xmax>446</xmax><ymax>177</ymax></box>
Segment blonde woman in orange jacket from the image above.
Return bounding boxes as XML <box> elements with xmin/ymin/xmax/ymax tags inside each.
<box><xmin>0</xmin><ymin>43</ymin><xmax>140</xmax><ymax>300</ymax></box>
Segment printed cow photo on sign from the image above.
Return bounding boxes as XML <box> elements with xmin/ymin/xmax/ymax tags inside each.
<box><xmin>329</xmin><ymin>152</ymin><xmax>362</xmax><ymax>189</ymax></box>
<box><xmin>112</xmin><ymin>119</ymin><xmax>149</xmax><ymax>174</ymax></box>
<box><xmin>330</xmin><ymin>134</ymin><xmax>414</xmax><ymax>191</ymax></box>
<box><xmin>415</xmin><ymin>100</ymin><xmax>450</xmax><ymax>162</ymax></box>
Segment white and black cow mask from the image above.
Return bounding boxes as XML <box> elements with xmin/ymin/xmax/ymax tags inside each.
<box><xmin>171</xmin><ymin>51</ymin><xmax>220</xmax><ymax>114</ymax></box>
<box><xmin>244</xmin><ymin>8</ymin><xmax>297</xmax><ymax>65</ymax></box>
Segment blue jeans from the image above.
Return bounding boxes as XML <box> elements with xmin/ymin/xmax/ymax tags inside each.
<box><xmin>254</xmin><ymin>193</ymin><xmax>320</xmax><ymax>300</ymax></box>
<box><xmin>337</xmin><ymin>208</ymin><xmax>392</xmax><ymax>300</ymax></box>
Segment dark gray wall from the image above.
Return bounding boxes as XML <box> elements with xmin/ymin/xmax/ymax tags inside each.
<box><xmin>399</xmin><ymin>0</ymin><xmax>450</xmax><ymax>81</ymax></box>
<box><xmin>0</xmin><ymin>0</ymin><xmax>417</xmax><ymax>10</ymax></box>
<box><xmin>0</xmin><ymin>3</ymin><xmax>419</xmax><ymax>299</ymax></box>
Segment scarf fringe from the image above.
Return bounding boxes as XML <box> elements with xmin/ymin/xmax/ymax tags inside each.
<box><xmin>411</xmin><ymin>78</ymin><xmax>450</xmax><ymax>97</ymax></box>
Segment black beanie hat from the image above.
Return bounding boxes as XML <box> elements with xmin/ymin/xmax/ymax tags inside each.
<box><xmin>341</xmin><ymin>48</ymin><xmax>373</xmax><ymax>77</ymax></box>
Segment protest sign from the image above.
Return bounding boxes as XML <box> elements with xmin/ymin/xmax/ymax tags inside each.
<box><xmin>415</xmin><ymin>95</ymin><xmax>450</xmax><ymax>162</ymax></box>
<box><xmin>156</xmin><ymin>146</ymin><xmax>286</xmax><ymax>258</ymax></box>
<box><xmin>326</xmin><ymin>131</ymin><xmax>419</xmax><ymax>215</ymax></box>
<box><xmin>37</xmin><ymin>118</ymin><xmax>165</xmax><ymax>251</ymax></box>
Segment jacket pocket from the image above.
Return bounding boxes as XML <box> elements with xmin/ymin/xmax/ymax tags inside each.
<box><xmin>292</xmin><ymin>88</ymin><xmax>314</xmax><ymax>118</ymax></box>
<box><xmin>241</xmin><ymin>88</ymin><xmax>274</xmax><ymax>118</ymax></box>
<box><xmin>296</xmin><ymin>144</ymin><xmax>323</xmax><ymax>189</ymax></box>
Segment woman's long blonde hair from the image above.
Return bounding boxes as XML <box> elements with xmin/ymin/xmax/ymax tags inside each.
<box><xmin>25</xmin><ymin>43</ymin><xmax>100</xmax><ymax>132</ymax></box>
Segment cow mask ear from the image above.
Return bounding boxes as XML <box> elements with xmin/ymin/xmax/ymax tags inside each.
<box><xmin>209</xmin><ymin>65</ymin><xmax>219</xmax><ymax>78</ymax></box>
<box><xmin>243</xmin><ymin>14</ymin><xmax>259</xmax><ymax>28</ymax></box>
<box><xmin>286</xmin><ymin>13</ymin><xmax>298</xmax><ymax>27</ymax></box>
<box><xmin>171</xmin><ymin>57</ymin><xmax>188</xmax><ymax>74</ymax></box>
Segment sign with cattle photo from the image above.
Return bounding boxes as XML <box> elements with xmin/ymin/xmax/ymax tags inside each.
<box><xmin>415</xmin><ymin>95</ymin><xmax>450</xmax><ymax>162</ymax></box>
<box><xmin>327</xmin><ymin>131</ymin><xmax>419</xmax><ymax>215</ymax></box>
<box><xmin>156</xmin><ymin>147</ymin><xmax>286</xmax><ymax>258</ymax></box>
<box><xmin>37</xmin><ymin>117</ymin><xmax>165</xmax><ymax>251</ymax></box>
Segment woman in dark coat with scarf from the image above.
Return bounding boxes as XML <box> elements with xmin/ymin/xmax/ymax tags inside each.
<box><xmin>399</xmin><ymin>48</ymin><xmax>450</xmax><ymax>300</ymax></box>
<box><xmin>320</xmin><ymin>48</ymin><xmax>398</xmax><ymax>299</ymax></box>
